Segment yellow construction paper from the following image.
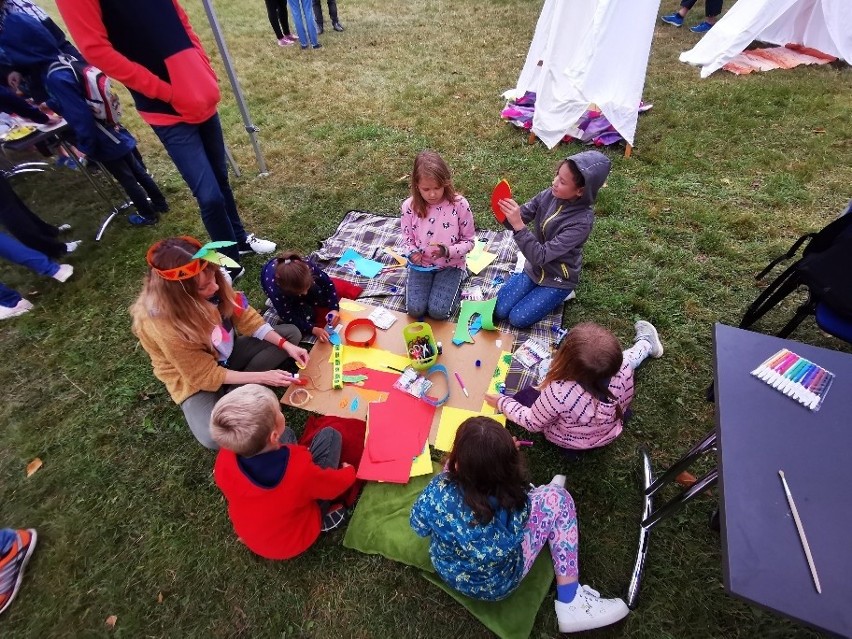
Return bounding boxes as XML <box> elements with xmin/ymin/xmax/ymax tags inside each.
<box><xmin>383</xmin><ymin>247</ymin><xmax>408</xmax><ymax>265</ymax></box>
<box><xmin>409</xmin><ymin>444</ymin><xmax>434</xmax><ymax>478</ymax></box>
<box><xmin>331</xmin><ymin>344</ymin><xmax>411</xmax><ymax>372</ymax></box>
<box><xmin>465</xmin><ymin>240</ymin><xmax>498</xmax><ymax>275</ymax></box>
<box><xmin>434</xmin><ymin>407</ymin><xmax>506</xmax><ymax>451</ymax></box>
<box><xmin>340</xmin><ymin>299</ymin><xmax>367</xmax><ymax>311</ymax></box>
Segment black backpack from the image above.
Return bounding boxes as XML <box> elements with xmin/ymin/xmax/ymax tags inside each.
<box><xmin>739</xmin><ymin>208</ymin><xmax>852</xmax><ymax>337</ymax></box>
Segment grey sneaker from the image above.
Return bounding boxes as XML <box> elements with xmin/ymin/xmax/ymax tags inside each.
<box><xmin>52</xmin><ymin>264</ymin><xmax>74</xmax><ymax>282</ymax></box>
<box><xmin>634</xmin><ymin>320</ymin><xmax>663</xmax><ymax>358</ymax></box>
<box><xmin>549</xmin><ymin>474</ymin><xmax>567</xmax><ymax>488</ymax></box>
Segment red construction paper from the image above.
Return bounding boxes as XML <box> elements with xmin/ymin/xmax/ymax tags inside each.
<box><xmin>348</xmin><ymin>367</ymin><xmax>400</xmax><ymax>393</ymax></box>
<box><xmin>491</xmin><ymin>179</ymin><xmax>512</xmax><ymax>223</ymax></box>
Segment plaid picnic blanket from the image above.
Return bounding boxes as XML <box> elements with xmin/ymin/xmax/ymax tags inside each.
<box><xmin>265</xmin><ymin>210</ymin><xmax>565</xmax><ymax>394</ymax></box>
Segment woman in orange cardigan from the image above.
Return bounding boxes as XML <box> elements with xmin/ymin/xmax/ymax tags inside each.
<box><xmin>131</xmin><ymin>236</ymin><xmax>308</xmax><ymax>448</ymax></box>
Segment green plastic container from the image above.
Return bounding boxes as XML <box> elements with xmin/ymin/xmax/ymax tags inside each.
<box><xmin>402</xmin><ymin>322</ymin><xmax>438</xmax><ymax>370</ymax></box>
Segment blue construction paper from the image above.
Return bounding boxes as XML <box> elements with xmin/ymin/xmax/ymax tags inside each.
<box><xmin>337</xmin><ymin>248</ymin><xmax>384</xmax><ymax>278</ymax></box>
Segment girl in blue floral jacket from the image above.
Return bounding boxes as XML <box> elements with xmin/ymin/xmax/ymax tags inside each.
<box><xmin>410</xmin><ymin>417</ymin><xmax>629</xmax><ymax>634</ymax></box>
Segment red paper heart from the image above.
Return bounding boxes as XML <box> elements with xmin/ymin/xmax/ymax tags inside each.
<box><xmin>491</xmin><ymin>179</ymin><xmax>512</xmax><ymax>223</ymax></box>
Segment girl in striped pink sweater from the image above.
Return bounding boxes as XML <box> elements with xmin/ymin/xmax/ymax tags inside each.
<box><xmin>485</xmin><ymin>321</ymin><xmax>663</xmax><ymax>451</ymax></box>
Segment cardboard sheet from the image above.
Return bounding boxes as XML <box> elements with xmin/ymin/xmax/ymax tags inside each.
<box><xmin>282</xmin><ymin>301</ymin><xmax>513</xmax><ymax>445</ymax></box>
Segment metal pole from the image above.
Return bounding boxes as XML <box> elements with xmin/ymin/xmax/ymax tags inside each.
<box><xmin>200</xmin><ymin>0</ymin><xmax>269</xmax><ymax>176</ymax></box>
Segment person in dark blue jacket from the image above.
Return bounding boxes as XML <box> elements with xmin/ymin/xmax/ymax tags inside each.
<box><xmin>0</xmin><ymin>13</ymin><xmax>167</xmax><ymax>225</ymax></box>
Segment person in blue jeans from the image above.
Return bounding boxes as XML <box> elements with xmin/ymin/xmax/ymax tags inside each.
<box><xmin>660</xmin><ymin>0</ymin><xmax>723</xmax><ymax>33</ymax></box>
<box><xmin>288</xmin><ymin>0</ymin><xmax>321</xmax><ymax>49</ymax></box>
<box><xmin>55</xmin><ymin>0</ymin><xmax>277</xmax><ymax>273</ymax></box>
<box><xmin>0</xmin><ymin>230</ymin><xmax>74</xmax><ymax>320</ymax></box>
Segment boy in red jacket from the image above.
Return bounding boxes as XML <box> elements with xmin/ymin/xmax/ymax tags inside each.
<box><xmin>211</xmin><ymin>385</ymin><xmax>356</xmax><ymax>560</ymax></box>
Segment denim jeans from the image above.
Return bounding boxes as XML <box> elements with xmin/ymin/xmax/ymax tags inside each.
<box><xmin>405</xmin><ymin>267</ymin><xmax>465</xmax><ymax>320</ymax></box>
<box><xmin>495</xmin><ymin>272</ymin><xmax>570</xmax><ymax>328</ymax></box>
<box><xmin>0</xmin><ymin>281</ymin><xmax>21</xmax><ymax>307</ymax></box>
<box><xmin>287</xmin><ymin>0</ymin><xmax>319</xmax><ymax>47</ymax></box>
<box><xmin>151</xmin><ymin>114</ymin><xmax>247</xmax><ymax>263</ymax></box>
<box><xmin>100</xmin><ymin>151</ymin><xmax>167</xmax><ymax>220</ymax></box>
<box><xmin>0</xmin><ymin>231</ymin><xmax>59</xmax><ymax>279</ymax></box>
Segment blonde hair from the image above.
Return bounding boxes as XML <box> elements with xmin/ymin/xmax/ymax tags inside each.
<box><xmin>209</xmin><ymin>384</ymin><xmax>281</xmax><ymax>457</ymax></box>
<box><xmin>130</xmin><ymin>237</ymin><xmax>238</xmax><ymax>350</ymax></box>
<box><xmin>410</xmin><ymin>150</ymin><xmax>458</xmax><ymax>218</ymax></box>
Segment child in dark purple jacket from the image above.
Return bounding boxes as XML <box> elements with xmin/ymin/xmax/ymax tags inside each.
<box><xmin>261</xmin><ymin>252</ymin><xmax>340</xmax><ymax>343</ymax></box>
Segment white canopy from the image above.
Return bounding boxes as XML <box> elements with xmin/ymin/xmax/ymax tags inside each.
<box><xmin>680</xmin><ymin>0</ymin><xmax>852</xmax><ymax>78</ymax></box>
<box><xmin>507</xmin><ymin>0</ymin><xmax>660</xmax><ymax>148</ymax></box>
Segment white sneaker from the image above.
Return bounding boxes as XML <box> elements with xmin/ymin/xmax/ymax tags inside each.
<box><xmin>564</xmin><ymin>290</ymin><xmax>576</xmax><ymax>302</ymax></box>
<box><xmin>555</xmin><ymin>584</ymin><xmax>630</xmax><ymax>633</ymax></box>
<box><xmin>52</xmin><ymin>263</ymin><xmax>74</xmax><ymax>282</ymax></box>
<box><xmin>57</xmin><ymin>223</ymin><xmax>72</xmax><ymax>233</ymax></box>
<box><xmin>239</xmin><ymin>233</ymin><xmax>276</xmax><ymax>255</ymax></box>
<box><xmin>634</xmin><ymin>320</ymin><xmax>663</xmax><ymax>358</ymax></box>
<box><xmin>0</xmin><ymin>298</ymin><xmax>33</xmax><ymax>320</ymax></box>
<box><xmin>549</xmin><ymin>474</ymin><xmax>567</xmax><ymax>488</ymax></box>
<box><xmin>65</xmin><ymin>240</ymin><xmax>82</xmax><ymax>253</ymax></box>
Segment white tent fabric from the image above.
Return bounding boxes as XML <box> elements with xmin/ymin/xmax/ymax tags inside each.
<box><xmin>506</xmin><ymin>0</ymin><xmax>660</xmax><ymax>148</ymax></box>
<box><xmin>680</xmin><ymin>0</ymin><xmax>852</xmax><ymax>78</ymax></box>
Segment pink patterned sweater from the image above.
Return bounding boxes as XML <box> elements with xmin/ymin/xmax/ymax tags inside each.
<box><xmin>400</xmin><ymin>195</ymin><xmax>475</xmax><ymax>269</ymax></box>
<box><xmin>497</xmin><ymin>360</ymin><xmax>635</xmax><ymax>450</ymax></box>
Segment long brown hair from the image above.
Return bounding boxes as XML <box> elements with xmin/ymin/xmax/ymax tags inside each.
<box><xmin>445</xmin><ymin>417</ymin><xmax>530</xmax><ymax>525</ymax></box>
<box><xmin>542</xmin><ymin>322</ymin><xmax>624</xmax><ymax>417</ymax></box>
<box><xmin>410</xmin><ymin>149</ymin><xmax>458</xmax><ymax>218</ymax></box>
<box><xmin>273</xmin><ymin>252</ymin><xmax>312</xmax><ymax>295</ymax></box>
<box><xmin>130</xmin><ymin>237</ymin><xmax>238</xmax><ymax>350</ymax></box>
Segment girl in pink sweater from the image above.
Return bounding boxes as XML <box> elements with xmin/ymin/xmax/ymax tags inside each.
<box><xmin>401</xmin><ymin>150</ymin><xmax>475</xmax><ymax>319</ymax></box>
<box><xmin>485</xmin><ymin>321</ymin><xmax>663</xmax><ymax>452</ymax></box>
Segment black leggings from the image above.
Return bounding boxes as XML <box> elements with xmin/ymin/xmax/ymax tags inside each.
<box><xmin>264</xmin><ymin>0</ymin><xmax>292</xmax><ymax>39</ymax></box>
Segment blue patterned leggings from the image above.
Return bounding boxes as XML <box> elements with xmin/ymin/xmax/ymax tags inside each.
<box><xmin>495</xmin><ymin>272</ymin><xmax>571</xmax><ymax>328</ymax></box>
<box><xmin>520</xmin><ymin>485</ymin><xmax>579</xmax><ymax>580</ymax></box>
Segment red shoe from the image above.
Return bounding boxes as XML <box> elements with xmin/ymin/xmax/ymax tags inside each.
<box><xmin>0</xmin><ymin>529</ymin><xmax>38</xmax><ymax>616</ymax></box>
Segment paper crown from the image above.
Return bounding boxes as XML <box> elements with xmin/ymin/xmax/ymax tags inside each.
<box><xmin>146</xmin><ymin>236</ymin><xmax>240</xmax><ymax>281</ymax></box>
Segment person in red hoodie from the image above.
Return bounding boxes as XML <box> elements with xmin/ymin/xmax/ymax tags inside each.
<box><xmin>54</xmin><ymin>0</ymin><xmax>276</xmax><ymax>275</ymax></box>
<box><xmin>210</xmin><ymin>384</ymin><xmax>356</xmax><ymax>559</ymax></box>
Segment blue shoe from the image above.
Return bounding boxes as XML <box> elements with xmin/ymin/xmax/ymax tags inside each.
<box><xmin>128</xmin><ymin>213</ymin><xmax>158</xmax><ymax>226</ymax></box>
<box><xmin>660</xmin><ymin>12</ymin><xmax>684</xmax><ymax>27</ymax></box>
<box><xmin>690</xmin><ymin>21</ymin><xmax>714</xmax><ymax>33</ymax></box>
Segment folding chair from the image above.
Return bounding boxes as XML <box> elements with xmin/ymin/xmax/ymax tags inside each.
<box><xmin>739</xmin><ymin>204</ymin><xmax>852</xmax><ymax>344</ymax></box>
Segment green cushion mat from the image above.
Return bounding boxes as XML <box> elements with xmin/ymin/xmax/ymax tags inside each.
<box><xmin>343</xmin><ymin>464</ymin><xmax>554</xmax><ymax>639</ymax></box>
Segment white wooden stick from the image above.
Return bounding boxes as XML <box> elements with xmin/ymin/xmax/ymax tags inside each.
<box><xmin>778</xmin><ymin>470</ymin><xmax>822</xmax><ymax>594</ymax></box>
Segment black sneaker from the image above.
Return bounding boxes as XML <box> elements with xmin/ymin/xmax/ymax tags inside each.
<box><xmin>332</xmin><ymin>21</ymin><xmax>344</xmax><ymax>32</ymax></box>
<box><xmin>316</xmin><ymin>22</ymin><xmax>324</xmax><ymax>34</ymax></box>
<box><xmin>321</xmin><ymin>505</ymin><xmax>347</xmax><ymax>532</ymax></box>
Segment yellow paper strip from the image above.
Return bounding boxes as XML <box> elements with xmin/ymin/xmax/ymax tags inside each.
<box><xmin>434</xmin><ymin>407</ymin><xmax>506</xmax><ymax>451</ymax></box>
<box><xmin>486</xmin><ymin>351</ymin><xmax>513</xmax><ymax>395</ymax></box>
<box><xmin>465</xmin><ymin>240</ymin><xmax>499</xmax><ymax>275</ymax></box>
<box><xmin>331</xmin><ymin>344</ymin><xmax>412</xmax><ymax>373</ymax></box>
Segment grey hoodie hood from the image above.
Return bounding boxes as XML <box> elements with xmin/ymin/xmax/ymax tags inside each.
<box><xmin>564</xmin><ymin>150</ymin><xmax>611</xmax><ymax>209</ymax></box>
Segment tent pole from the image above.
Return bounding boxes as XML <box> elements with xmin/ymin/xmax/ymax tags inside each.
<box><xmin>200</xmin><ymin>0</ymin><xmax>269</xmax><ymax>176</ymax></box>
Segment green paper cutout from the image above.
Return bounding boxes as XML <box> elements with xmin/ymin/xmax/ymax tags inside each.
<box><xmin>452</xmin><ymin>298</ymin><xmax>498</xmax><ymax>344</ymax></box>
<box><xmin>191</xmin><ymin>241</ymin><xmax>240</xmax><ymax>269</ymax></box>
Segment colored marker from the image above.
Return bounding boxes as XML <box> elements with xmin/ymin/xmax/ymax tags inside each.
<box><xmin>454</xmin><ymin>371</ymin><xmax>469</xmax><ymax>397</ymax></box>
<box><xmin>517</xmin><ymin>440</ymin><xmax>534</xmax><ymax>447</ymax></box>
<box><xmin>386</xmin><ymin>365</ymin><xmax>405</xmax><ymax>373</ymax></box>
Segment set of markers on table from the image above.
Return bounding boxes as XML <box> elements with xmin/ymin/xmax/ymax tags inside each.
<box><xmin>750</xmin><ymin>348</ymin><xmax>836</xmax><ymax>411</ymax></box>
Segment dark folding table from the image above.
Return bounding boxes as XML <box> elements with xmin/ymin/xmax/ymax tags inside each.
<box><xmin>627</xmin><ymin>323</ymin><xmax>852</xmax><ymax>638</ymax></box>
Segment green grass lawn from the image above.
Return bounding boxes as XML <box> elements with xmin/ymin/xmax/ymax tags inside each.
<box><xmin>1</xmin><ymin>0</ymin><xmax>850</xmax><ymax>636</ymax></box>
